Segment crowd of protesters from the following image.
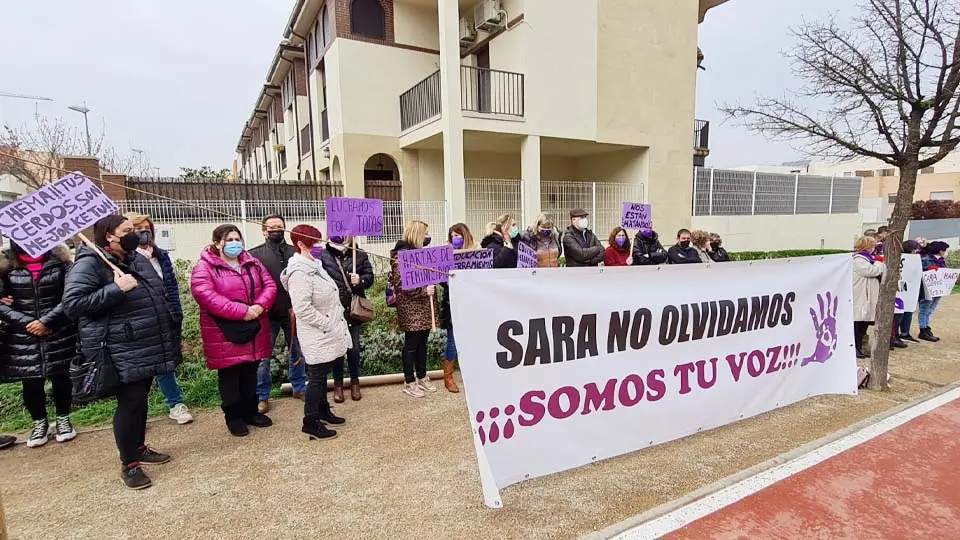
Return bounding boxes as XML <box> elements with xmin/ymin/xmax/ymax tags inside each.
<box><xmin>0</xmin><ymin>210</ymin><xmax>949</xmax><ymax>490</ymax></box>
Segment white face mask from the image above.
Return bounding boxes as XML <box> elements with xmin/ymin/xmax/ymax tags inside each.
<box><xmin>578</xmin><ymin>218</ymin><xmax>589</xmax><ymax>230</ymax></box>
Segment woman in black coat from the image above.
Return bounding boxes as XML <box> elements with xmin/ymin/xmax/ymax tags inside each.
<box><xmin>0</xmin><ymin>243</ymin><xmax>78</xmax><ymax>448</ymax></box>
<box><xmin>62</xmin><ymin>215</ymin><xmax>180</xmax><ymax>490</ymax></box>
<box><xmin>481</xmin><ymin>214</ymin><xmax>520</xmax><ymax>269</ymax></box>
<box><xmin>320</xmin><ymin>235</ymin><xmax>375</xmax><ymax>402</ymax></box>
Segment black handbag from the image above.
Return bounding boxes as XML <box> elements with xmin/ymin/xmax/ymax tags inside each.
<box><xmin>70</xmin><ymin>329</ymin><xmax>121</xmax><ymax>405</ymax></box>
<box><xmin>213</xmin><ymin>265</ymin><xmax>262</xmax><ymax>344</ymax></box>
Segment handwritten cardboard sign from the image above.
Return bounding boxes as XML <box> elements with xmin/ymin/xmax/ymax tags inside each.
<box><xmin>922</xmin><ymin>268</ymin><xmax>960</xmax><ymax>298</ymax></box>
<box><xmin>326</xmin><ymin>197</ymin><xmax>384</xmax><ymax>237</ymax></box>
<box><xmin>621</xmin><ymin>202</ymin><xmax>652</xmax><ymax>230</ymax></box>
<box><xmin>398</xmin><ymin>245</ymin><xmax>455</xmax><ymax>289</ymax></box>
<box><xmin>517</xmin><ymin>242</ymin><xmax>538</xmax><ymax>269</ymax></box>
<box><xmin>0</xmin><ymin>172</ymin><xmax>118</xmax><ymax>257</ymax></box>
<box><xmin>455</xmin><ymin>249</ymin><xmax>494</xmax><ymax>270</ymax></box>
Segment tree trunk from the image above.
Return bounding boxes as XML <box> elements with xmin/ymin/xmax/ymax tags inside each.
<box><xmin>869</xmin><ymin>161</ymin><xmax>920</xmax><ymax>390</ymax></box>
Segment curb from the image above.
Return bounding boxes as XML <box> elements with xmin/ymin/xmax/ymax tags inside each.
<box><xmin>580</xmin><ymin>381</ymin><xmax>960</xmax><ymax>540</ymax></box>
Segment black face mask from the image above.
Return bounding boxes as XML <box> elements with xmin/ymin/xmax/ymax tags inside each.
<box><xmin>137</xmin><ymin>231</ymin><xmax>153</xmax><ymax>246</ymax></box>
<box><xmin>267</xmin><ymin>231</ymin><xmax>285</xmax><ymax>244</ymax></box>
<box><xmin>118</xmin><ymin>232</ymin><xmax>141</xmax><ymax>253</ymax></box>
<box><xmin>423</xmin><ymin>236</ymin><xmax>432</xmax><ymax>247</ymax></box>
<box><xmin>710</xmin><ymin>241</ymin><xmax>720</xmax><ymax>250</ymax></box>
<box><xmin>679</xmin><ymin>241</ymin><xmax>691</xmax><ymax>250</ymax></box>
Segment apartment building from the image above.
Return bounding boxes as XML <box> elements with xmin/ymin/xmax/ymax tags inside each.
<box><xmin>236</xmin><ymin>0</ymin><xmax>728</xmax><ymax>235</ymax></box>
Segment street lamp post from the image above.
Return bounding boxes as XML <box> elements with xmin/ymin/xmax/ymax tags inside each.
<box><xmin>67</xmin><ymin>103</ymin><xmax>92</xmax><ymax>156</ymax></box>
<box><xmin>131</xmin><ymin>148</ymin><xmax>144</xmax><ymax>176</ymax></box>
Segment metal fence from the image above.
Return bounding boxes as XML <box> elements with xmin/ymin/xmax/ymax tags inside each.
<box><xmin>693</xmin><ymin>168</ymin><xmax>861</xmax><ymax>216</ymax></box>
<box><xmin>400</xmin><ymin>70</ymin><xmax>441</xmax><ymax>131</ymax></box>
<box><xmin>125</xmin><ymin>177</ymin><xmax>339</xmax><ymax>202</ymax></box>
<box><xmin>461</xmin><ymin>66</ymin><xmax>524</xmax><ymax>117</ymax></box>
<box><xmin>463</xmin><ymin>179</ymin><xmax>645</xmax><ymax>237</ymax></box>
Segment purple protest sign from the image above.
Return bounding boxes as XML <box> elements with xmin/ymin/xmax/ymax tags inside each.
<box><xmin>398</xmin><ymin>245</ymin><xmax>455</xmax><ymax>289</ymax></box>
<box><xmin>326</xmin><ymin>197</ymin><xmax>384</xmax><ymax>237</ymax></box>
<box><xmin>0</xmin><ymin>172</ymin><xmax>118</xmax><ymax>258</ymax></box>
<box><xmin>455</xmin><ymin>249</ymin><xmax>494</xmax><ymax>270</ymax></box>
<box><xmin>621</xmin><ymin>202</ymin><xmax>652</xmax><ymax>230</ymax></box>
<box><xmin>517</xmin><ymin>242</ymin><xmax>538</xmax><ymax>269</ymax></box>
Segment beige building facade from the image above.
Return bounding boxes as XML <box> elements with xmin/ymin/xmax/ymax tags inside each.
<box><xmin>236</xmin><ymin>0</ymin><xmax>727</xmax><ymax>235</ymax></box>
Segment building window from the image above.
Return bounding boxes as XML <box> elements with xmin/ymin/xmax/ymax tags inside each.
<box><xmin>282</xmin><ymin>71</ymin><xmax>295</xmax><ymax>108</ymax></box>
<box><xmin>877</xmin><ymin>168</ymin><xmax>896</xmax><ymax>177</ymax></box>
<box><xmin>322</xmin><ymin>5</ymin><xmax>332</xmax><ymax>46</ymax></box>
<box><xmin>921</xmin><ymin>166</ymin><xmax>936</xmax><ymax>174</ymax></box>
<box><xmin>843</xmin><ymin>171</ymin><xmax>854</xmax><ymax>177</ymax></box>
<box><xmin>351</xmin><ymin>0</ymin><xmax>386</xmax><ymax>39</ymax></box>
<box><xmin>855</xmin><ymin>170</ymin><xmax>874</xmax><ymax>177</ymax></box>
<box><xmin>307</xmin><ymin>27</ymin><xmax>316</xmax><ymax>69</ymax></box>
<box><xmin>887</xmin><ymin>193</ymin><xmax>897</xmax><ymax>204</ymax></box>
<box><xmin>930</xmin><ymin>191</ymin><xmax>954</xmax><ymax>200</ymax></box>
<box><xmin>278</xmin><ymin>149</ymin><xmax>287</xmax><ymax>171</ymax></box>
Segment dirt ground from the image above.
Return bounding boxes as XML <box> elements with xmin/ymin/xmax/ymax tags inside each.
<box><xmin>2</xmin><ymin>298</ymin><xmax>959</xmax><ymax>540</ymax></box>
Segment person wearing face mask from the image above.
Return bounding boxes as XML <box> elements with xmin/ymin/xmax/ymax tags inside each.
<box><xmin>124</xmin><ymin>213</ymin><xmax>192</xmax><ymax>426</ymax></box>
<box><xmin>632</xmin><ymin>228</ymin><xmax>668</xmax><ymax>266</ymax></box>
<box><xmin>0</xmin><ymin>242</ymin><xmax>78</xmax><ymax>448</ymax></box>
<box><xmin>707</xmin><ymin>233</ymin><xmax>730</xmax><ymax>262</ymax></box>
<box><xmin>562</xmin><ymin>209</ymin><xmax>604</xmax><ymax>268</ymax></box>
<box><xmin>248</xmin><ymin>214</ymin><xmax>305</xmax><ymax>414</ymax></box>
<box><xmin>389</xmin><ymin>220</ymin><xmax>440</xmax><ymax>398</ymax></box>
<box><xmin>481</xmin><ymin>214</ymin><xmax>520</xmax><ymax>269</ymax></box>
<box><xmin>281</xmin><ymin>225</ymin><xmax>352</xmax><ymax>440</ymax></box>
<box><xmin>439</xmin><ymin>223</ymin><xmax>478</xmax><ymax>393</ymax></box>
<box><xmin>520</xmin><ymin>214</ymin><xmax>561</xmax><ymax>267</ymax></box>
<box><xmin>191</xmin><ymin>225</ymin><xmax>278</xmax><ymax>437</ymax></box>
<box><xmin>917</xmin><ymin>240</ymin><xmax>950</xmax><ymax>342</ymax></box>
<box><xmin>320</xmin><ymin>234</ymin><xmax>374</xmax><ymax>402</ymax></box>
<box><xmin>62</xmin><ymin>215</ymin><xmax>180</xmax><ymax>490</ymax></box>
<box><xmin>667</xmin><ymin>229</ymin><xmax>701</xmax><ymax>264</ymax></box>
<box><xmin>604</xmin><ymin>227</ymin><xmax>633</xmax><ymax>266</ymax></box>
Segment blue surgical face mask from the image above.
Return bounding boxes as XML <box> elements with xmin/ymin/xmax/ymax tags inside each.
<box><xmin>509</xmin><ymin>225</ymin><xmax>519</xmax><ymax>238</ymax></box>
<box><xmin>223</xmin><ymin>241</ymin><xmax>244</xmax><ymax>258</ymax></box>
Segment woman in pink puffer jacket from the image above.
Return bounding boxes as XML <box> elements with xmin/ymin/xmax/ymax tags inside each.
<box><xmin>191</xmin><ymin>224</ymin><xmax>277</xmax><ymax>437</ymax></box>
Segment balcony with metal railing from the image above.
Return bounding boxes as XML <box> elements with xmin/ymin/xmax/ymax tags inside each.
<box><xmin>399</xmin><ymin>66</ymin><xmax>526</xmax><ymax>132</ymax></box>
<box><xmin>694</xmin><ymin>119</ymin><xmax>710</xmax><ymax>167</ymax></box>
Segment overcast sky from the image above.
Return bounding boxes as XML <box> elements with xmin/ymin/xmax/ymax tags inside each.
<box><xmin>0</xmin><ymin>0</ymin><xmax>857</xmax><ymax>175</ymax></box>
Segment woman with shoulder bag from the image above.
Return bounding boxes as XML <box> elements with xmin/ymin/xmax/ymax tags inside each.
<box><xmin>191</xmin><ymin>225</ymin><xmax>277</xmax><ymax>437</ymax></box>
<box><xmin>62</xmin><ymin>215</ymin><xmax>180</xmax><ymax>490</ymax></box>
<box><xmin>321</xmin><ymin>234</ymin><xmax>375</xmax><ymax>402</ymax></box>
<box><xmin>281</xmin><ymin>225</ymin><xmax>352</xmax><ymax>440</ymax></box>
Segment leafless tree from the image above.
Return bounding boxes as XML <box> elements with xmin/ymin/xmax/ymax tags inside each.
<box><xmin>0</xmin><ymin>114</ymin><xmax>145</xmax><ymax>188</ymax></box>
<box><xmin>722</xmin><ymin>0</ymin><xmax>960</xmax><ymax>390</ymax></box>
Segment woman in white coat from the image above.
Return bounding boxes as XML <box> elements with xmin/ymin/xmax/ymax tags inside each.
<box><xmin>852</xmin><ymin>235</ymin><xmax>885</xmax><ymax>359</ymax></box>
<box><xmin>280</xmin><ymin>225</ymin><xmax>352</xmax><ymax>440</ymax></box>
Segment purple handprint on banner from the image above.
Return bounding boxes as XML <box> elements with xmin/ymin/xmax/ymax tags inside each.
<box><xmin>802</xmin><ymin>291</ymin><xmax>839</xmax><ymax>366</ymax></box>
<box><xmin>895</xmin><ymin>297</ymin><xmax>905</xmax><ymax>310</ymax></box>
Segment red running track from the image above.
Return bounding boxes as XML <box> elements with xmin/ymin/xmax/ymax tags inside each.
<box><xmin>665</xmin><ymin>397</ymin><xmax>960</xmax><ymax>540</ymax></box>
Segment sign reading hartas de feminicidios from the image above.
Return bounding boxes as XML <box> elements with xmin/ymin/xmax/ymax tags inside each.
<box><xmin>0</xmin><ymin>172</ymin><xmax>118</xmax><ymax>257</ymax></box>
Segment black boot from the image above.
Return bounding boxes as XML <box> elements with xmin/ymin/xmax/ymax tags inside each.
<box><xmin>222</xmin><ymin>404</ymin><xmax>249</xmax><ymax>437</ymax></box>
<box><xmin>242</xmin><ymin>397</ymin><xmax>273</xmax><ymax>428</ymax></box>
<box><xmin>919</xmin><ymin>328</ymin><xmax>940</xmax><ymax>342</ymax></box>
<box><xmin>890</xmin><ymin>336</ymin><xmax>907</xmax><ymax>349</ymax></box>
<box><xmin>318</xmin><ymin>402</ymin><xmax>346</xmax><ymax>425</ymax></box>
<box><xmin>302</xmin><ymin>415</ymin><xmax>337</xmax><ymax>440</ymax></box>
<box><xmin>901</xmin><ymin>333</ymin><xmax>919</xmax><ymax>343</ymax></box>
<box><xmin>928</xmin><ymin>326</ymin><xmax>941</xmax><ymax>342</ymax></box>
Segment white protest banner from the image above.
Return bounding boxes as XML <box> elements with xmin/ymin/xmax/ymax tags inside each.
<box><xmin>921</xmin><ymin>268</ymin><xmax>960</xmax><ymax>299</ymax></box>
<box><xmin>0</xmin><ymin>172</ymin><xmax>118</xmax><ymax>258</ymax></box>
<box><xmin>896</xmin><ymin>254</ymin><xmax>922</xmax><ymax>314</ymax></box>
<box><xmin>448</xmin><ymin>255</ymin><xmax>857</xmax><ymax>508</ymax></box>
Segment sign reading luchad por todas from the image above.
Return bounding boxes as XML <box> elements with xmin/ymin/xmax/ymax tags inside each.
<box><xmin>447</xmin><ymin>255</ymin><xmax>857</xmax><ymax>508</ymax></box>
<box><xmin>0</xmin><ymin>172</ymin><xmax>118</xmax><ymax>258</ymax></box>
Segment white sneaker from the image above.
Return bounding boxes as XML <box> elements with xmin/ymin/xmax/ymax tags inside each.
<box><xmin>168</xmin><ymin>403</ymin><xmax>194</xmax><ymax>425</ymax></box>
<box><xmin>27</xmin><ymin>419</ymin><xmax>49</xmax><ymax>448</ymax></box>
<box><xmin>417</xmin><ymin>377</ymin><xmax>438</xmax><ymax>393</ymax></box>
<box><xmin>402</xmin><ymin>382</ymin><xmax>425</xmax><ymax>398</ymax></box>
<box><xmin>55</xmin><ymin>415</ymin><xmax>77</xmax><ymax>443</ymax></box>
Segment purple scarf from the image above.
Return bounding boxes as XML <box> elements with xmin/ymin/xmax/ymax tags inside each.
<box><xmin>854</xmin><ymin>251</ymin><xmax>876</xmax><ymax>264</ymax></box>
<box><xmin>873</xmin><ymin>242</ymin><xmax>884</xmax><ymax>256</ymax></box>
<box><xmin>936</xmin><ymin>256</ymin><xmax>946</xmax><ymax>268</ymax></box>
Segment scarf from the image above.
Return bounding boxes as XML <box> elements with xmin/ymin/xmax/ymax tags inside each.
<box><xmin>854</xmin><ymin>251</ymin><xmax>876</xmax><ymax>264</ymax></box>
<box><xmin>17</xmin><ymin>253</ymin><xmax>45</xmax><ymax>281</ymax></box>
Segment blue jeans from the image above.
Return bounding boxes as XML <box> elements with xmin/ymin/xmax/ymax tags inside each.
<box><xmin>898</xmin><ymin>311</ymin><xmax>914</xmax><ymax>336</ymax></box>
<box><xmin>445</xmin><ymin>325</ymin><xmax>458</xmax><ymax>361</ymax></box>
<box><xmin>256</xmin><ymin>317</ymin><xmax>306</xmax><ymax>400</ymax></box>
<box><xmin>917</xmin><ymin>296</ymin><xmax>943</xmax><ymax>328</ymax></box>
<box><xmin>156</xmin><ymin>373</ymin><xmax>184</xmax><ymax>408</ymax></box>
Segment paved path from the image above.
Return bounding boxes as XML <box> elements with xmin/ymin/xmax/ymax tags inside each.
<box><xmin>614</xmin><ymin>387</ymin><xmax>960</xmax><ymax>540</ymax></box>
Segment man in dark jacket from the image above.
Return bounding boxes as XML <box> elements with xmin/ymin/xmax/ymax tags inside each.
<box><xmin>248</xmin><ymin>214</ymin><xmax>305</xmax><ymax>412</ymax></box>
<box><xmin>708</xmin><ymin>232</ymin><xmax>731</xmax><ymax>262</ymax></box>
<box><xmin>632</xmin><ymin>228</ymin><xmax>668</xmax><ymax>265</ymax></box>
<box><xmin>320</xmin><ymin>236</ymin><xmax>375</xmax><ymax>402</ymax></box>
<box><xmin>667</xmin><ymin>229</ymin><xmax>701</xmax><ymax>264</ymax></box>
<box><xmin>561</xmin><ymin>208</ymin><xmax>604</xmax><ymax>267</ymax></box>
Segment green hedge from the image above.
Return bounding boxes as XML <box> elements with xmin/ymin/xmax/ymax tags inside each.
<box><xmin>728</xmin><ymin>249</ymin><xmax>850</xmax><ymax>261</ymax></box>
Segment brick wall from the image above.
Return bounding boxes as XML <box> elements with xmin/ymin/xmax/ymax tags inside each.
<box><xmin>333</xmin><ymin>0</ymin><xmax>395</xmax><ymax>45</ymax></box>
<box><xmin>100</xmin><ymin>173</ymin><xmax>127</xmax><ymax>202</ymax></box>
<box><xmin>294</xmin><ymin>61</ymin><xmax>308</xmax><ymax>96</ymax></box>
